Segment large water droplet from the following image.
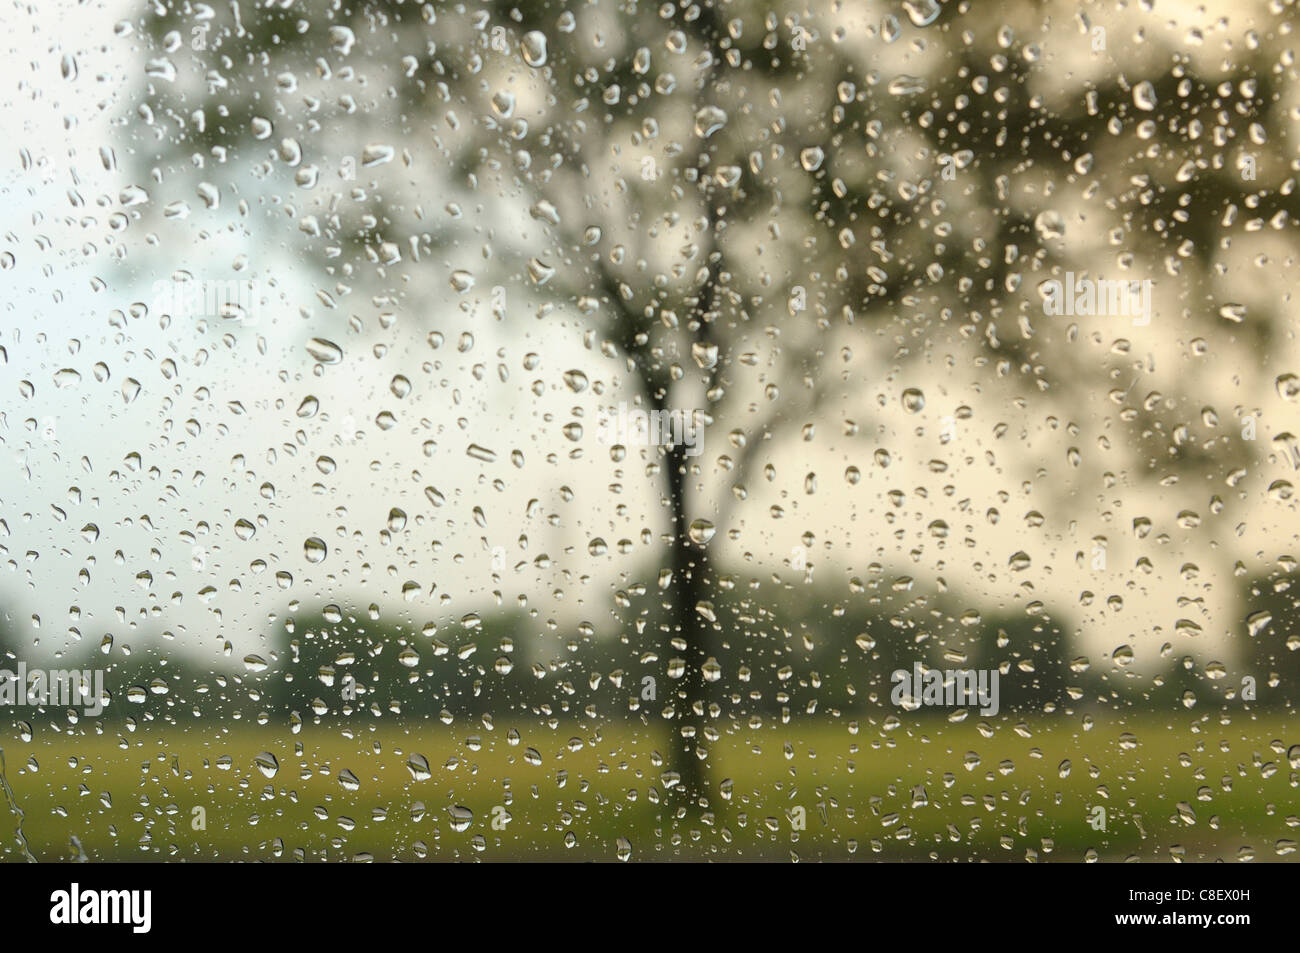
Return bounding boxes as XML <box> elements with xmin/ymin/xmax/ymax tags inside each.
<box><xmin>306</xmin><ymin>338</ymin><xmax>343</xmax><ymax>364</ymax></box>
<box><xmin>520</xmin><ymin>31</ymin><xmax>548</xmax><ymax>67</ymax></box>
<box><xmin>694</xmin><ymin>105</ymin><xmax>728</xmax><ymax>138</ymax></box>
<box><xmin>688</xmin><ymin>519</ymin><xmax>716</xmax><ymax>545</ymax></box>
<box><xmin>1133</xmin><ymin>80</ymin><xmax>1158</xmax><ymax>112</ymax></box>
<box><xmin>902</xmin><ymin>0</ymin><xmax>942</xmax><ymax>27</ymax></box>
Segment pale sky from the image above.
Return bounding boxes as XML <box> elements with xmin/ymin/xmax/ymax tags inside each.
<box><xmin>0</xmin><ymin>0</ymin><xmax>1296</xmax><ymax>689</ymax></box>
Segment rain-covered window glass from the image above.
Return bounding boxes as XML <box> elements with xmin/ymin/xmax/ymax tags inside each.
<box><xmin>1</xmin><ymin>0</ymin><xmax>1298</xmax><ymax>866</ymax></box>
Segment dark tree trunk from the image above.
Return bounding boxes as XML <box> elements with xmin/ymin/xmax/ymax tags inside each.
<box><xmin>654</xmin><ymin>1</ymin><xmax>725</xmax><ymax>815</ymax></box>
<box><xmin>661</xmin><ymin>415</ymin><xmax>715</xmax><ymax>811</ymax></box>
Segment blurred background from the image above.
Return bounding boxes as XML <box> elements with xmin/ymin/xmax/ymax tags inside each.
<box><xmin>0</xmin><ymin>0</ymin><xmax>1297</xmax><ymax>860</ymax></box>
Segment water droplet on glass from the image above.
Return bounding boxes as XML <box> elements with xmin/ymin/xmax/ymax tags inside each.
<box><xmin>306</xmin><ymin>338</ymin><xmax>343</xmax><ymax>364</ymax></box>
<box><xmin>520</xmin><ymin>31</ymin><xmax>548</xmax><ymax>67</ymax></box>
<box><xmin>1133</xmin><ymin>80</ymin><xmax>1158</xmax><ymax>111</ymax></box>
<box><xmin>688</xmin><ymin>520</ymin><xmax>716</xmax><ymax>545</ymax></box>
<box><xmin>694</xmin><ymin>106</ymin><xmax>728</xmax><ymax>138</ymax></box>
<box><xmin>902</xmin><ymin>0</ymin><xmax>942</xmax><ymax>27</ymax></box>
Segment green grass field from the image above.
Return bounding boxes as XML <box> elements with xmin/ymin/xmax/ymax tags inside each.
<box><xmin>1</xmin><ymin>709</ymin><xmax>1296</xmax><ymax>861</ymax></box>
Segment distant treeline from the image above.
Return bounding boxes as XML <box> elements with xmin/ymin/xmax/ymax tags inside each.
<box><xmin>1</xmin><ymin>568</ymin><xmax>1296</xmax><ymax>729</ymax></box>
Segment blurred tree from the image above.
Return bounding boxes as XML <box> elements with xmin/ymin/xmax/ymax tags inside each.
<box><xmin>133</xmin><ymin>0</ymin><xmax>1297</xmax><ymax>813</ymax></box>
